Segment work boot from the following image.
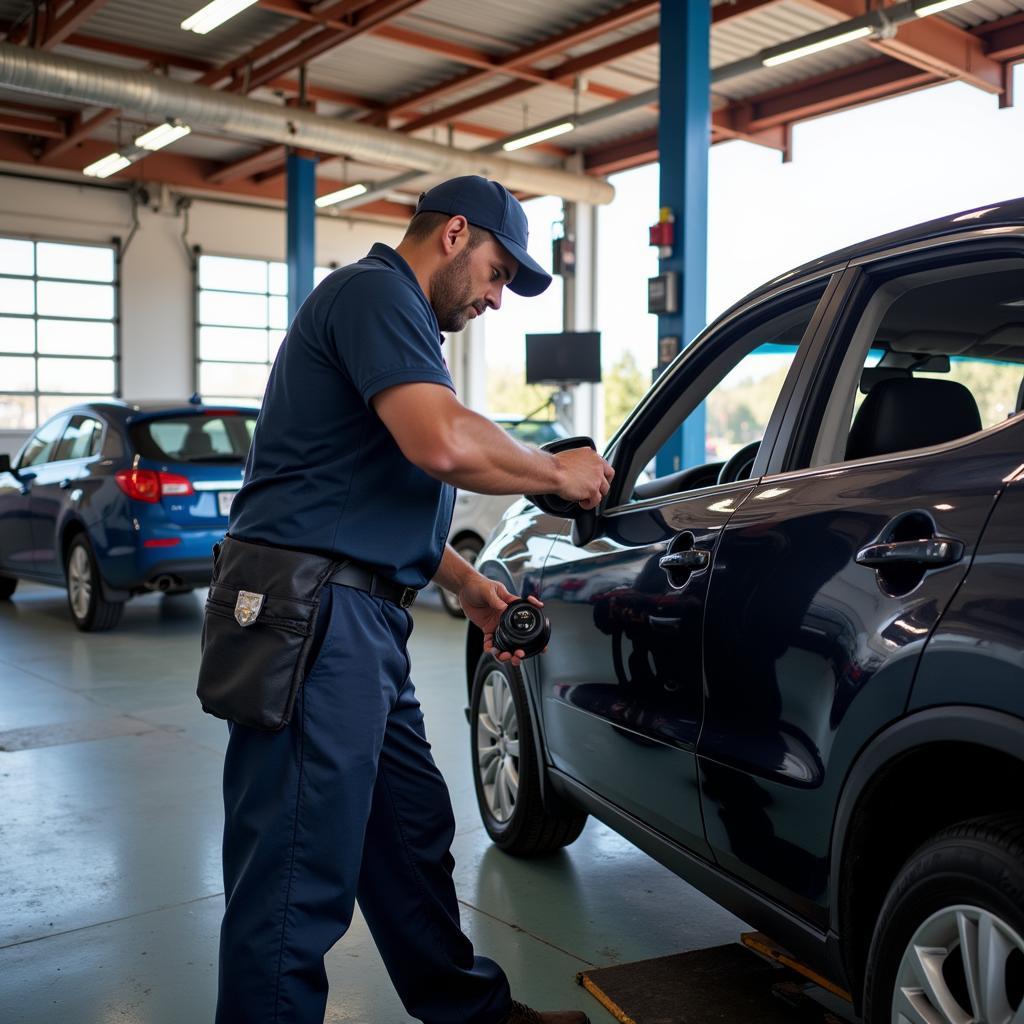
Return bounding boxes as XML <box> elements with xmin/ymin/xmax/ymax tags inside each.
<box><xmin>500</xmin><ymin>999</ymin><xmax>590</xmax><ymax>1024</ymax></box>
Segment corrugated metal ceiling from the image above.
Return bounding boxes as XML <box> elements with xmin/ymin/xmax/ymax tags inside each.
<box><xmin>0</xmin><ymin>0</ymin><xmax>1021</xmax><ymax>188</ymax></box>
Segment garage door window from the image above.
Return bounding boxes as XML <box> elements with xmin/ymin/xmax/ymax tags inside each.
<box><xmin>807</xmin><ymin>257</ymin><xmax>1024</xmax><ymax>468</ymax></box>
<box><xmin>0</xmin><ymin>237</ymin><xmax>119</xmax><ymax>430</ymax></box>
<box><xmin>196</xmin><ymin>255</ymin><xmax>332</xmax><ymax>404</ymax></box>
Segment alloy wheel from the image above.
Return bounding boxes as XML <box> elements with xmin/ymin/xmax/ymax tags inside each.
<box><xmin>475</xmin><ymin>668</ymin><xmax>520</xmax><ymax>823</ymax></box>
<box><xmin>892</xmin><ymin>905</ymin><xmax>1024</xmax><ymax>1024</ymax></box>
<box><xmin>68</xmin><ymin>544</ymin><xmax>93</xmax><ymax>621</ymax></box>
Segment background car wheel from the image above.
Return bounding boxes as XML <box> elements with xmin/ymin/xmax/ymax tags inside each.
<box><xmin>863</xmin><ymin>813</ymin><xmax>1024</xmax><ymax>1024</ymax></box>
<box><xmin>0</xmin><ymin>575</ymin><xmax>16</xmax><ymax>600</ymax></box>
<box><xmin>470</xmin><ymin>653</ymin><xmax>587</xmax><ymax>856</ymax></box>
<box><xmin>65</xmin><ymin>535</ymin><xmax>123</xmax><ymax>632</ymax></box>
<box><xmin>440</xmin><ymin>536</ymin><xmax>484</xmax><ymax>618</ymax></box>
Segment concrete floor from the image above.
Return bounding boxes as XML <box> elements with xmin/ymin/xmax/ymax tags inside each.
<box><xmin>0</xmin><ymin>581</ymin><xmax>746</xmax><ymax>1024</ymax></box>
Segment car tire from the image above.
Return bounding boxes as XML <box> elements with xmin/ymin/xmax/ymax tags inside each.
<box><xmin>0</xmin><ymin>575</ymin><xmax>16</xmax><ymax>600</ymax></box>
<box><xmin>470</xmin><ymin>653</ymin><xmax>587</xmax><ymax>856</ymax></box>
<box><xmin>862</xmin><ymin>813</ymin><xmax>1024</xmax><ymax>1024</ymax></box>
<box><xmin>65</xmin><ymin>535</ymin><xmax>124</xmax><ymax>632</ymax></box>
<box><xmin>440</xmin><ymin>536</ymin><xmax>484</xmax><ymax>619</ymax></box>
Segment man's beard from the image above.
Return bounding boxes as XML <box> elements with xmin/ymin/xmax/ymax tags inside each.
<box><xmin>430</xmin><ymin>246</ymin><xmax>478</xmax><ymax>333</ymax></box>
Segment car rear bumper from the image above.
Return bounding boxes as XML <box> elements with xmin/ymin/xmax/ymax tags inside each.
<box><xmin>94</xmin><ymin>526</ymin><xmax>223</xmax><ymax>596</ymax></box>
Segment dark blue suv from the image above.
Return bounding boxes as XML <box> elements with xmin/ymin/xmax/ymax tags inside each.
<box><xmin>0</xmin><ymin>399</ymin><xmax>258</xmax><ymax>630</ymax></box>
<box><xmin>467</xmin><ymin>199</ymin><xmax>1024</xmax><ymax>1024</ymax></box>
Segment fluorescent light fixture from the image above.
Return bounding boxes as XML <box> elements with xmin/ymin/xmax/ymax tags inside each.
<box><xmin>502</xmin><ymin>121</ymin><xmax>575</xmax><ymax>152</ymax></box>
<box><xmin>914</xmin><ymin>0</ymin><xmax>972</xmax><ymax>15</ymax></box>
<box><xmin>181</xmin><ymin>0</ymin><xmax>258</xmax><ymax>34</ymax></box>
<box><xmin>315</xmin><ymin>183</ymin><xmax>368</xmax><ymax>208</ymax></box>
<box><xmin>763</xmin><ymin>25</ymin><xmax>873</xmax><ymax>67</ymax></box>
<box><xmin>82</xmin><ymin>152</ymin><xmax>132</xmax><ymax>178</ymax></box>
<box><xmin>134</xmin><ymin>122</ymin><xmax>192</xmax><ymax>151</ymax></box>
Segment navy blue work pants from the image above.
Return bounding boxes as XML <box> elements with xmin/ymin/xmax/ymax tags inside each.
<box><xmin>216</xmin><ymin>583</ymin><xmax>512</xmax><ymax>1023</ymax></box>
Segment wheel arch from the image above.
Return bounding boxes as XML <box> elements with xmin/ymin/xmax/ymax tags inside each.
<box><xmin>831</xmin><ymin>706</ymin><xmax>1024</xmax><ymax>1003</ymax></box>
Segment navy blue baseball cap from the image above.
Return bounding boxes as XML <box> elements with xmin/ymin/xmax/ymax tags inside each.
<box><xmin>414</xmin><ymin>175</ymin><xmax>552</xmax><ymax>297</ymax></box>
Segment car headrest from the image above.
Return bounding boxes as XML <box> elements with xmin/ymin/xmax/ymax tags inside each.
<box><xmin>846</xmin><ymin>377</ymin><xmax>981</xmax><ymax>461</ymax></box>
<box><xmin>182</xmin><ymin>429</ymin><xmax>214</xmax><ymax>457</ymax></box>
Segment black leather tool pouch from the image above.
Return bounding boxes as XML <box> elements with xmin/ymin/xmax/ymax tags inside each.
<box><xmin>196</xmin><ymin>535</ymin><xmax>340</xmax><ymax>730</ymax></box>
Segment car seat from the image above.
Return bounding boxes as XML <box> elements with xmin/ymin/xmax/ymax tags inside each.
<box><xmin>845</xmin><ymin>377</ymin><xmax>981</xmax><ymax>461</ymax></box>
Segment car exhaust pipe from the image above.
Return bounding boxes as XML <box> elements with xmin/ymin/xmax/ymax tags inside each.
<box><xmin>147</xmin><ymin>574</ymin><xmax>179</xmax><ymax>592</ymax></box>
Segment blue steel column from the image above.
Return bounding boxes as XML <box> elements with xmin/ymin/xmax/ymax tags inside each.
<box><xmin>655</xmin><ymin>0</ymin><xmax>710</xmax><ymax>476</ymax></box>
<box><xmin>286</xmin><ymin>151</ymin><xmax>317</xmax><ymax>321</ymax></box>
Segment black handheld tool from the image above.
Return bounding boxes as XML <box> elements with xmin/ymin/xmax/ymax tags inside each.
<box><xmin>493</xmin><ymin>600</ymin><xmax>551</xmax><ymax>659</ymax></box>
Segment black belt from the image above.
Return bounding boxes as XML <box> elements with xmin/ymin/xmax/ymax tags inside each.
<box><xmin>327</xmin><ymin>562</ymin><xmax>419</xmax><ymax>609</ymax></box>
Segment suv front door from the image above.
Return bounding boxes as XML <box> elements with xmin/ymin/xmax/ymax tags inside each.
<box><xmin>538</xmin><ymin>277</ymin><xmax>835</xmax><ymax>854</ymax></box>
<box><xmin>699</xmin><ymin>242</ymin><xmax>1024</xmax><ymax>928</ymax></box>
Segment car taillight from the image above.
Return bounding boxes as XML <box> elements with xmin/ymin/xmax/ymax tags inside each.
<box><xmin>115</xmin><ymin>469</ymin><xmax>195</xmax><ymax>503</ymax></box>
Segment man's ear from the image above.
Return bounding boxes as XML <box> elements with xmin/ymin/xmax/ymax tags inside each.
<box><xmin>441</xmin><ymin>215</ymin><xmax>470</xmax><ymax>254</ymax></box>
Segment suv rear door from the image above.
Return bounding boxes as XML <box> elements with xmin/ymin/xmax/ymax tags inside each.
<box><xmin>699</xmin><ymin>236</ymin><xmax>1024</xmax><ymax>927</ymax></box>
<box><xmin>538</xmin><ymin>275</ymin><xmax>836</xmax><ymax>854</ymax></box>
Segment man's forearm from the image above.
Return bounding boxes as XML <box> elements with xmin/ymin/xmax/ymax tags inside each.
<box><xmin>429</xmin><ymin>407</ymin><xmax>564</xmax><ymax>496</ymax></box>
<box><xmin>433</xmin><ymin>543</ymin><xmax>482</xmax><ymax>594</ymax></box>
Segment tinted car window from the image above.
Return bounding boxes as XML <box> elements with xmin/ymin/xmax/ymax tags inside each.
<box><xmin>130</xmin><ymin>413</ymin><xmax>257</xmax><ymax>463</ymax></box>
<box><xmin>54</xmin><ymin>416</ymin><xmax>103</xmax><ymax>461</ymax></box>
<box><xmin>810</xmin><ymin>257</ymin><xmax>1024</xmax><ymax>468</ymax></box>
<box><xmin>20</xmin><ymin>416</ymin><xmax>68</xmax><ymax>468</ymax></box>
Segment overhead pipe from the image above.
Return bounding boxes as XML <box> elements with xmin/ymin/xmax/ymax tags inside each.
<box><xmin>0</xmin><ymin>43</ymin><xmax>615</xmax><ymax>206</ymax></box>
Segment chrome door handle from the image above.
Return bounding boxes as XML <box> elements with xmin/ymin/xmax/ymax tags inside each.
<box><xmin>856</xmin><ymin>537</ymin><xmax>964</xmax><ymax>569</ymax></box>
<box><xmin>659</xmin><ymin>550</ymin><xmax>710</xmax><ymax>572</ymax></box>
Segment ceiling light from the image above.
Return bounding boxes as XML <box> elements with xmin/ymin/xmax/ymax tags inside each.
<box><xmin>762</xmin><ymin>25</ymin><xmax>873</xmax><ymax>67</ymax></box>
<box><xmin>134</xmin><ymin>122</ymin><xmax>192</xmax><ymax>151</ymax></box>
<box><xmin>315</xmin><ymin>183</ymin><xmax>368</xmax><ymax>208</ymax></box>
<box><xmin>914</xmin><ymin>0</ymin><xmax>972</xmax><ymax>15</ymax></box>
<box><xmin>502</xmin><ymin>121</ymin><xmax>575</xmax><ymax>152</ymax></box>
<box><xmin>181</xmin><ymin>0</ymin><xmax>258</xmax><ymax>34</ymax></box>
<box><xmin>82</xmin><ymin>152</ymin><xmax>132</xmax><ymax>178</ymax></box>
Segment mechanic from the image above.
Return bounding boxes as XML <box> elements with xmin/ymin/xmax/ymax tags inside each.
<box><xmin>213</xmin><ymin>175</ymin><xmax>613</xmax><ymax>1024</ymax></box>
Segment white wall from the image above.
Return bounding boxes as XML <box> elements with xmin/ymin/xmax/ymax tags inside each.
<box><xmin>0</xmin><ymin>174</ymin><xmax>403</xmax><ymax>456</ymax></box>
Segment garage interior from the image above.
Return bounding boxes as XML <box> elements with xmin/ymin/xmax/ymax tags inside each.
<box><xmin>2</xmin><ymin>1</ymin><xmax>1024</xmax><ymax>1022</ymax></box>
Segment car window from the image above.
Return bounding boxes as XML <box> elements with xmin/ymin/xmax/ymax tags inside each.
<box><xmin>19</xmin><ymin>415</ymin><xmax>68</xmax><ymax>468</ymax></box>
<box><xmin>807</xmin><ymin>257</ymin><xmax>1024</xmax><ymax>468</ymax></box>
<box><xmin>54</xmin><ymin>416</ymin><xmax>104</xmax><ymax>461</ymax></box>
<box><xmin>620</xmin><ymin>283</ymin><xmax>828</xmax><ymax>503</ymax></box>
<box><xmin>129</xmin><ymin>413</ymin><xmax>257</xmax><ymax>463</ymax></box>
<box><xmin>501</xmin><ymin>420</ymin><xmax>567</xmax><ymax>446</ymax></box>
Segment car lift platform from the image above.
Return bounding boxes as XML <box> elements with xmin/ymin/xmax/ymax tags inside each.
<box><xmin>576</xmin><ymin>933</ymin><xmax>856</xmax><ymax>1024</ymax></box>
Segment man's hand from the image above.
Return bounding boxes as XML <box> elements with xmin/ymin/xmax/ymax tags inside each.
<box><xmin>459</xmin><ymin>576</ymin><xmax>545</xmax><ymax>669</ymax></box>
<box><xmin>552</xmin><ymin>447</ymin><xmax>615</xmax><ymax>511</ymax></box>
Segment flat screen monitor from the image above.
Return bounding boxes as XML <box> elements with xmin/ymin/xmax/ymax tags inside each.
<box><xmin>525</xmin><ymin>331</ymin><xmax>601</xmax><ymax>385</ymax></box>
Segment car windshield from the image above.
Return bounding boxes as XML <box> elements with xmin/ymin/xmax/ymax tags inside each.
<box><xmin>129</xmin><ymin>412</ymin><xmax>257</xmax><ymax>464</ymax></box>
<box><xmin>500</xmin><ymin>419</ymin><xmax>568</xmax><ymax>446</ymax></box>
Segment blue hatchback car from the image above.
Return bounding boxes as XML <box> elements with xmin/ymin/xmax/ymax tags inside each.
<box><xmin>0</xmin><ymin>398</ymin><xmax>258</xmax><ymax>630</ymax></box>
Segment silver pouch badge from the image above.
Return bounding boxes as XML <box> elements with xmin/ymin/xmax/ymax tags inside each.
<box><xmin>234</xmin><ymin>590</ymin><xmax>266</xmax><ymax>627</ymax></box>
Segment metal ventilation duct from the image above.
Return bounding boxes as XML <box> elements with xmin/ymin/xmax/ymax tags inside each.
<box><xmin>0</xmin><ymin>43</ymin><xmax>615</xmax><ymax>206</ymax></box>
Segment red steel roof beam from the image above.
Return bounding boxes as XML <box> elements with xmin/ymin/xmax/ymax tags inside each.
<box><xmin>385</xmin><ymin>0</ymin><xmax>658</xmax><ymax>117</ymax></box>
<box><xmin>395</xmin><ymin>25</ymin><xmax>658</xmax><ymax>135</ymax></box>
<box><xmin>43</xmin><ymin>106</ymin><xmax>118</xmax><ymax>161</ymax></box>
<box><xmin>976</xmin><ymin>13</ymin><xmax>1024</xmax><ymax>62</ymax></box>
<box><xmin>0</xmin><ymin>112</ymin><xmax>66</xmax><ymax>139</ymax></box>
<box><xmin>238</xmin><ymin>0</ymin><xmax>424</xmax><ymax>94</ymax></box>
<box><xmin>798</xmin><ymin>0</ymin><xmax>1002</xmax><ymax>94</ymax></box>
<box><xmin>43</xmin><ymin>0</ymin><xmax>116</xmax><ymax>49</ymax></box>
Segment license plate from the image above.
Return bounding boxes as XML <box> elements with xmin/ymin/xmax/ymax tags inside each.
<box><xmin>217</xmin><ymin>491</ymin><xmax>237</xmax><ymax>516</ymax></box>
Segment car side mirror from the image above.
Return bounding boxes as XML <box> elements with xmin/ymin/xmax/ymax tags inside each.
<box><xmin>0</xmin><ymin>454</ymin><xmax>9</xmax><ymax>473</ymax></box>
<box><xmin>526</xmin><ymin>436</ymin><xmax>600</xmax><ymax>546</ymax></box>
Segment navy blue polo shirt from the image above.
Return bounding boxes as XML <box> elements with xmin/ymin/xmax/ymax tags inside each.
<box><xmin>230</xmin><ymin>244</ymin><xmax>455</xmax><ymax>589</ymax></box>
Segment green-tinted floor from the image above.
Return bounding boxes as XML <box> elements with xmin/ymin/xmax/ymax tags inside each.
<box><xmin>0</xmin><ymin>583</ymin><xmax>746</xmax><ymax>1024</ymax></box>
